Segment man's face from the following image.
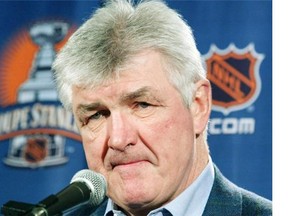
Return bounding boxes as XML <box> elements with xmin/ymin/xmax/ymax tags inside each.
<box><xmin>72</xmin><ymin>51</ymin><xmax>201</xmax><ymax>212</ymax></box>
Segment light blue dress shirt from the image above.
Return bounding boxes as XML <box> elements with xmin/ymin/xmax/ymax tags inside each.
<box><xmin>104</xmin><ymin>159</ymin><xmax>215</xmax><ymax>216</ymax></box>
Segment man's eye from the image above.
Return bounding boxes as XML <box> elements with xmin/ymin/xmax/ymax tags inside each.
<box><xmin>89</xmin><ymin>110</ymin><xmax>110</xmax><ymax>121</ymax></box>
<box><xmin>132</xmin><ymin>101</ymin><xmax>156</xmax><ymax>118</ymax></box>
<box><xmin>90</xmin><ymin>112</ymin><xmax>102</xmax><ymax>120</ymax></box>
<box><xmin>137</xmin><ymin>102</ymin><xmax>151</xmax><ymax>108</ymax></box>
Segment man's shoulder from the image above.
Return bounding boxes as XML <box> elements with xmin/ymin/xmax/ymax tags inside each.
<box><xmin>241</xmin><ymin>188</ymin><xmax>272</xmax><ymax>216</ymax></box>
<box><xmin>203</xmin><ymin>164</ymin><xmax>272</xmax><ymax>216</ymax></box>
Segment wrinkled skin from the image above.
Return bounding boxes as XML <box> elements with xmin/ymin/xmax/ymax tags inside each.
<box><xmin>72</xmin><ymin>50</ymin><xmax>211</xmax><ymax>216</ymax></box>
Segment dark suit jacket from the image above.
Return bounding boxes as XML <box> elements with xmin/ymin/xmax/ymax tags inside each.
<box><xmin>68</xmin><ymin>165</ymin><xmax>272</xmax><ymax>215</ymax></box>
<box><xmin>202</xmin><ymin>166</ymin><xmax>272</xmax><ymax>216</ymax></box>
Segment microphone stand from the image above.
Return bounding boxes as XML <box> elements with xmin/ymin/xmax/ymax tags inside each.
<box><xmin>1</xmin><ymin>195</ymin><xmax>61</xmax><ymax>216</ymax></box>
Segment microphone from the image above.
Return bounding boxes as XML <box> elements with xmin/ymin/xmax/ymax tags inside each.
<box><xmin>26</xmin><ymin>169</ymin><xmax>107</xmax><ymax>216</ymax></box>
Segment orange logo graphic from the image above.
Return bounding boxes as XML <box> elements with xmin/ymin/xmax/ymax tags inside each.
<box><xmin>0</xmin><ymin>25</ymin><xmax>70</xmax><ymax>107</ymax></box>
<box><xmin>203</xmin><ymin>44</ymin><xmax>264</xmax><ymax>115</ymax></box>
<box><xmin>0</xmin><ymin>21</ymin><xmax>80</xmax><ymax>168</ymax></box>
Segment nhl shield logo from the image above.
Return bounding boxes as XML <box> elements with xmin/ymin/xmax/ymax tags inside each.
<box><xmin>203</xmin><ymin>43</ymin><xmax>264</xmax><ymax>115</ymax></box>
<box><xmin>24</xmin><ymin>136</ymin><xmax>48</xmax><ymax>163</ymax></box>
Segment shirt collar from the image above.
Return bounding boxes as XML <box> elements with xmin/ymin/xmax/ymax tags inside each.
<box><xmin>160</xmin><ymin>158</ymin><xmax>214</xmax><ymax>216</ymax></box>
<box><xmin>105</xmin><ymin>158</ymin><xmax>214</xmax><ymax>216</ymax></box>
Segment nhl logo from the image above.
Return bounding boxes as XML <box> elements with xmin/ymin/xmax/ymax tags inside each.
<box><xmin>24</xmin><ymin>136</ymin><xmax>48</xmax><ymax>163</ymax></box>
<box><xmin>4</xmin><ymin>134</ymin><xmax>68</xmax><ymax>168</ymax></box>
<box><xmin>203</xmin><ymin>43</ymin><xmax>265</xmax><ymax>115</ymax></box>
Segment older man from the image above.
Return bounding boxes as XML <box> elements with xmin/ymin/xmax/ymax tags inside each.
<box><xmin>53</xmin><ymin>0</ymin><xmax>272</xmax><ymax>215</ymax></box>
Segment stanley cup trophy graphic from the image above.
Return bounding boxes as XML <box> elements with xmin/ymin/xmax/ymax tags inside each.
<box><xmin>18</xmin><ymin>21</ymin><xmax>69</xmax><ymax>102</ymax></box>
<box><xmin>4</xmin><ymin>21</ymin><xmax>70</xmax><ymax>168</ymax></box>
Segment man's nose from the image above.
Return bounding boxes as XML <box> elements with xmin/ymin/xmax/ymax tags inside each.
<box><xmin>107</xmin><ymin>112</ymin><xmax>137</xmax><ymax>151</ymax></box>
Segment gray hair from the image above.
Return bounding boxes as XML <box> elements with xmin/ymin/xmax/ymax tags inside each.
<box><xmin>52</xmin><ymin>0</ymin><xmax>206</xmax><ymax>111</ymax></box>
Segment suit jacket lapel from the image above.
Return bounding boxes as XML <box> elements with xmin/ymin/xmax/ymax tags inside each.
<box><xmin>202</xmin><ymin>165</ymin><xmax>242</xmax><ymax>216</ymax></box>
<box><xmin>91</xmin><ymin>198</ymin><xmax>108</xmax><ymax>216</ymax></box>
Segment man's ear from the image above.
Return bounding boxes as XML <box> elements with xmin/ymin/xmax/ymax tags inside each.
<box><xmin>190</xmin><ymin>79</ymin><xmax>212</xmax><ymax>135</ymax></box>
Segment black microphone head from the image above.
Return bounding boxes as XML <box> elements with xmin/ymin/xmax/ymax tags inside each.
<box><xmin>70</xmin><ymin>169</ymin><xmax>107</xmax><ymax>206</ymax></box>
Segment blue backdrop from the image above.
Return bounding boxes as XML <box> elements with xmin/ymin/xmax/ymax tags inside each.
<box><xmin>0</xmin><ymin>0</ymin><xmax>272</xmax><ymax>208</ymax></box>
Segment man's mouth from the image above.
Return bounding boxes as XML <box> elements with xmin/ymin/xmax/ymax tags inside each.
<box><xmin>111</xmin><ymin>160</ymin><xmax>149</xmax><ymax>170</ymax></box>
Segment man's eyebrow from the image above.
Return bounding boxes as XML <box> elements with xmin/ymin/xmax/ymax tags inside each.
<box><xmin>120</xmin><ymin>87</ymin><xmax>156</xmax><ymax>103</ymax></box>
<box><xmin>76</xmin><ymin>102</ymin><xmax>102</xmax><ymax>116</ymax></box>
